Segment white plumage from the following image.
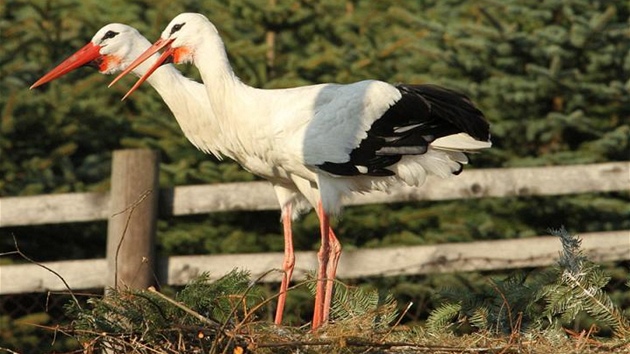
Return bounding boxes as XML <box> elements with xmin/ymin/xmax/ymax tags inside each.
<box><xmin>31</xmin><ymin>24</ymin><xmax>227</xmax><ymax>160</ymax></box>
<box><xmin>113</xmin><ymin>12</ymin><xmax>492</xmax><ymax>330</ymax></box>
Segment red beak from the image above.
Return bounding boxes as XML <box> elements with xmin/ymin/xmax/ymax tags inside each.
<box><xmin>30</xmin><ymin>42</ymin><xmax>101</xmax><ymax>89</ymax></box>
<box><xmin>110</xmin><ymin>38</ymin><xmax>175</xmax><ymax>100</ymax></box>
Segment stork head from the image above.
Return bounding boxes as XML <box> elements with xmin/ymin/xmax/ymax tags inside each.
<box><xmin>156</xmin><ymin>13</ymin><xmax>209</xmax><ymax>65</ymax></box>
<box><xmin>111</xmin><ymin>13</ymin><xmax>218</xmax><ymax>99</ymax></box>
<box><xmin>30</xmin><ymin>24</ymin><xmax>150</xmax><ymax>89</ymax></box>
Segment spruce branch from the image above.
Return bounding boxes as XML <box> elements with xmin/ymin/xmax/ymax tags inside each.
<box><xmin>147</xmin><ymin>287</ymin><xmax>221</xmax><ymax>329</ymax></box>
<box><xmin>548</xmin><ymin>227</ymin><xmax>630</xmax><ymax>337</ymax></box>
<box><xmin>427</xmin><ymin>303</ymin><xmax>462</xmax><ymax>334</ymax></box>
<box><xmin>428</xmin><ymin>227</ymin><xmax>630</xmax><ymax>337</ymax></box>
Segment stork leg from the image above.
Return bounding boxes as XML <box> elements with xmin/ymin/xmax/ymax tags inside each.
<box><xmin>312</xmin><ymin>201</ymin><xmax>330</xmax><ymax>330</ymax></box>
<box><xmin>312</xmin><ymin>201</ymin><xmax>342</xmax><ymax>329</ymax></box>
<box><xmin>323</xmin><ymin>227</ymin><xmax>341</xmax><ymax>323</ymax></box>
<box><xmin>275</xmin><ymin>204</ymin><xmax>295</xmax><ymax>325</ymax></box>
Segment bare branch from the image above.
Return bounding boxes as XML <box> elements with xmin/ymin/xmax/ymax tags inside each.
<box><xmin>9</xmin><ymin>234</ymin><xmax>81</xmax><ymax>310</ymax></box>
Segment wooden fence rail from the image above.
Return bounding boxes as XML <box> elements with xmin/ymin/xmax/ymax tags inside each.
<box><xmin>0</xmin><ymin>150</ymin><xmax>628</xmax><ymax>295</ymax></box>
<box><xmin>2</xmin><ymin>161</ymin><xmax>627</xmax><ymax>226</ymax></box>
<box><xmin>2</xmin><ymin>230</ymin><xmax>628</xmax><ymax>295</ymax></box>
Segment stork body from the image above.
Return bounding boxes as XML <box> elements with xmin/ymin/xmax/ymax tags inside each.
<box><xmin>114</xmin><ymin>13</ymin><xmax>492</xmax><ymax>330</ymax></box>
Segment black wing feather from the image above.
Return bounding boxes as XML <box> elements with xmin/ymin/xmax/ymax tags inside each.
<box><xmin>317</xmin><ymin>84</ymin><xmax>490</xmax><ymax>177</ymax></box>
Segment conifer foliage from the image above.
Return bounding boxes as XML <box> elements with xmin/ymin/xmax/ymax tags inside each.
<box><xmin>538</xmin><ymin>228</ymin><xmax>630</xmax><ymax>337</ymax></box>
<box><xmin>427</xmin><ymin>228</ymin><xmax>630</xmax><ymax>338</ymax></box>
<box><xmin>62</xmin><ymin>270</ymin><xmax>405</xmax><ymax>353</ymax></box>
<box><xmin>1</xmin><ymin>0</ymin><xmax>628</xmax><ymax>351</ymax></box>
<box><xmin>64</xmin><ymin>270</ymin><xmax>256</xmax><ymax>353</ymax></box>
<box><xmin>53</xmin><ymin>238</ymin><xmax>630</xmax><ymax>352</ymax></box>
<box><xmin>2</xmin><ymin>1</ymin><xmax>628</xmax><ymax>254</ymax></box>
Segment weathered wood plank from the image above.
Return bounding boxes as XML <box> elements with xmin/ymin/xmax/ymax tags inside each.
<box><xmin>0</xmin><ymin>259</ymin><xmax>107</xmax><ymax>294</ymax></box>
<box><xmin>163</xmin><ymin>230</ymin><xmax>630</xmax><ymax>284</ymax></box>
<box><xmin>162</xmin><ymin>162</ymin><xmax>630</xmax><ymax>215</ymax></box>
<box><xmin>165</xmin><ymin>181</ymin><xmax>278</xmax><ymax>215</ymax></box>
<box><xmin>0</xmin><ymin>192</ymin><xmax>110</xmax><ymax>227</ymax></box>
<box><xmin>1</xmin><ymin>162</ymin><xmax>628</xmax><ymax>226</ymax></box>
<box><xmin>346</xmin><ymin>161</ymin><xmax>629</xmax><ymax>205</ymax></box>
<box><xmin>335</xmin><ymin>230</ymin><xmax>630</xmax><ymax>278</ymax></box>
<box><xmin>3</xmin><ymin>230</ymin><xmax>627</xmax><ymax>294</ymax></box>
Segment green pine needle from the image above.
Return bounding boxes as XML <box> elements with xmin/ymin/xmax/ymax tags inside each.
<box><xmin>428</xmin><ymin>227</ymin><xmax>630</xmax><ymax>337</ymax></box>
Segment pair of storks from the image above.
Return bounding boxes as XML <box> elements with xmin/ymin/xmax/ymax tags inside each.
<box><xmin>31</xmin><ymin>13</ymin><xmax>491</xmax><ymax>330</ymax></box>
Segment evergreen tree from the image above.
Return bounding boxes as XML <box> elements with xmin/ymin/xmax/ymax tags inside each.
<box><xmin>1</xmin><ymin>1</ymin><xmax>628</xmax><ymax>351</ymax></box>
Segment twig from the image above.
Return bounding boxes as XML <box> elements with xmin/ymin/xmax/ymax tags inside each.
<box><xmin>26</xmin><ymin>322</ymin><xmax>83</xmax><ymax>350</ymax></box>
<box><xmin>233</xmin><ymin>269</ymin><xmax>299</xmax><ymax>325</ymax></box>
<box><xmin>0</xmin><ymin>250</ymin><xmax>19</xmax><ymax>257</ymax></box>
<box><xmin>488</xmin><ymin>279</ymin><xmax>515</xmax><ymax>334</ymax></box>
<box><xmin>110</xmin><ymin>188</ymin><xmax>153</xmax><ymax>218</ymax></box>
<box><xmin>217</xmin><ymin>268</ymin><xmax>279</xmax><ymax>354</ymax></box>
<box><xmin>131</xmin><ymin>290</ymin><xmax>170</xmax><ymax>321</ymax></box>
<box><xmin>379</xmin><ymin>301</ymin><xmax>413</xmax><ymax>342</ymax></box>
<box><xmin>255</xmin><ymin>338</ymin><xmax>510</xmax><ymax>353</ymax></box>
<box><xmin>234</xmin><ymin>272</ymin><xmax>327</xmax><ymax>330</ymax></box>
<box><xmin>113</xmin><ymin>189</ymin><xmax>152</xmax><ymax>290</ymax></box>
<box><xmin>9</xmin><ymin>234</ymin><xmax>82</xmax><ymax>310</ymax></box>
<box><xmin>146</xmin><ymin>286</ymin><xmax>222</xmax><ymax>329</ymax></box>
<box><xmin>488</xmin><ymin>279</ymin><xmax>520</xmax><ymax>354</ymax></box>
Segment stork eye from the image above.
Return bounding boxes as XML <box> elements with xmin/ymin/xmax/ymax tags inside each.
<box><xmin>170</xmin><ymin>23</ymin><xmax>185</xmax><ymax>35</ymax></box>
<box><xmin>102</xmin><ymin>30</ymin><xmax>119</xmax><ymax>41</ymax></box>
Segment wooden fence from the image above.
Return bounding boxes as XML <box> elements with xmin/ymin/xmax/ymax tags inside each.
<box><xmin>1</xmin><ymin>150</ymin><xmax>628</xmax><ymax>295</ymax></box>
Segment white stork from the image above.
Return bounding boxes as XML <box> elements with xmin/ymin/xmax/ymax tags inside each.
<box><xmin>112</xmin><ymin>12</ymin><xmax>491</xmax><ymax>330</ymax></box>
<box><xmin>30</xmin><ymin>23</ymin><xmax>225</xmax><ymax>158</ymax></box>
<box><xmin>30</xmin><ymin>23</ymin><xmax>312</xmax><ymax>326</ymax></box>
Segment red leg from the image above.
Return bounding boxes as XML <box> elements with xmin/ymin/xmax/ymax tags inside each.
<box><xmin>322</xmin><ymin>227</ymin><xmax>341</xmax><ymax>323</ymax></box>
<box><xmin>312</xmin><ymin>201</ymin><xmax>330</xmax><ymax>330</ymax></box>
<box><xmin>274</xmin><ymin>204</ymin><xmax>295</xmax><ymax>325</ymax></box>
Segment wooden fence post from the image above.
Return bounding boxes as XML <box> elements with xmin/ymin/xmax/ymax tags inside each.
<box><xmin>106</xmin><ymin>149</ymin><xmax>160</xmax><ymax>292</ymax></box>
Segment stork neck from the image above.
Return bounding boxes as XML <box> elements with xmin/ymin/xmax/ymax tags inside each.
<box><xmin>127</xmin><ymin>57</ymin><xmax>195</xmax><ymax>117</ymax></box>
<box><xmin>144</xmin><ymin>64</ymin><xmax>179</xmax><ymax>94</ymax></box>
<box><xmin>193</xmin><ymin>34</ymin><xmax>253</xmax><ymax>121</ymax></box>
<box><xmin>137</xmin><ymin>62</ymin><xmax>223</xmax><ymax>157</ymax></box>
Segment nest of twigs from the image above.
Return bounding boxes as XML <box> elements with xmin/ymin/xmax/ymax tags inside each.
<box><xmin>55</xmin><ymin>269</ymin><xmax>630</xmax><ymax>354</ymax></box>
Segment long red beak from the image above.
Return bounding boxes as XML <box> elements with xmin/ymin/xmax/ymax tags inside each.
<box><xmin>110</xmin><ymin>38</ymin><xmax>175</xmax><ymax>100</ymax></box>
<box><xmin>30</xmin><ymin>42</ymin><xmax>101</xmax><ymax>89</ymax></box>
